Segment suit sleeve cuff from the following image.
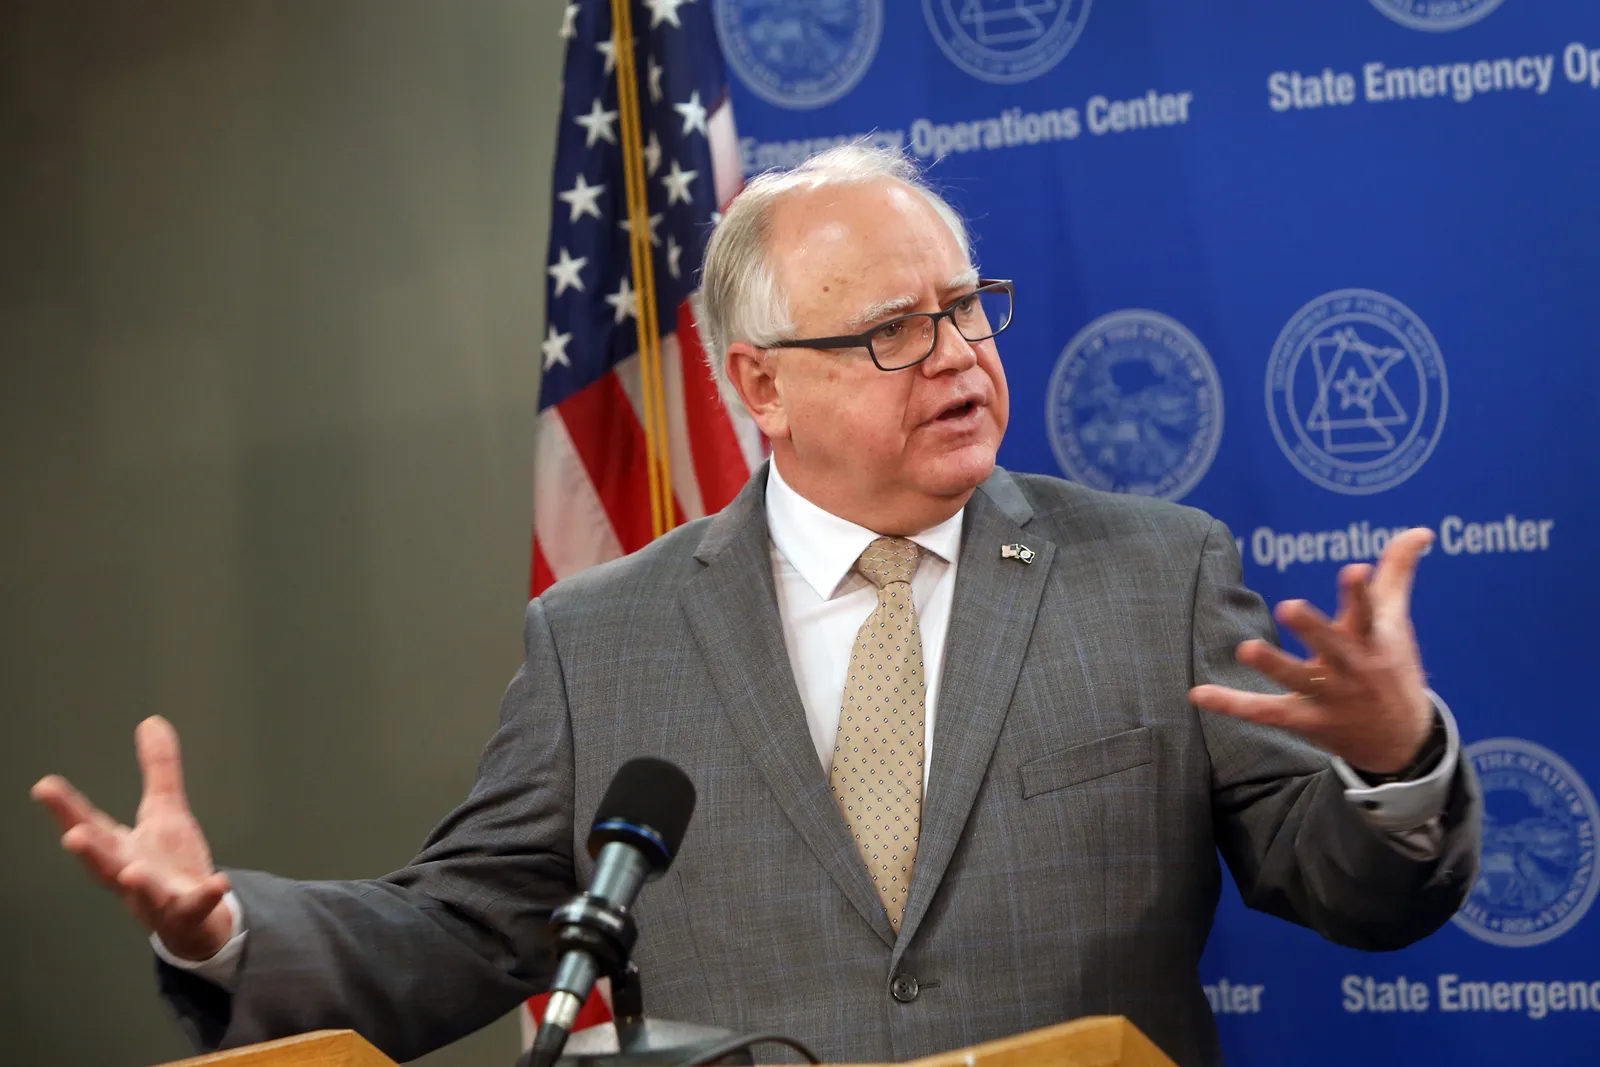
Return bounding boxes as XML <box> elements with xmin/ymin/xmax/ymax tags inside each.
<box><xmin>151</xmin><ymin>890</ymin><xmax>246</xmax><ymax>991</ymax></box>
<box><xmin>1332</xmin><ymin>690</ymin><xmax>1460</xmax><ymax>837</ymax></box>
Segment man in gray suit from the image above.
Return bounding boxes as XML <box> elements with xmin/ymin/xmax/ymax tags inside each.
<box><xmin>33</xmin><ymin>145</ymin><xmax>1479</xmax><ymax>1067</ymax></box>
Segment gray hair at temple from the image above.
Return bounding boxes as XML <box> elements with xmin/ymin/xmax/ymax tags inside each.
<box><xmin>692</xmin><ymin>143</ymin><xmax>973</xmax><ymax>415</ymax></box>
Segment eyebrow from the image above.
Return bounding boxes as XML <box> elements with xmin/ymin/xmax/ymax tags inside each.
<box><xmin>844</xmin><ymin>267</ymin><xmax>982</xmax><ymax>331</ymax></box>
<box><xmin>945</xmin><ymin>267</ymin><xmax>980</xmax><ymax>291</ymax></box>
<box><xmin>846</xmin><ymin>293</ymin><xmax>919</xmax><ymax>330</ymax></box>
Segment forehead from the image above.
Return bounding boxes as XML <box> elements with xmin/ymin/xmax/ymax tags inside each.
<box><xmin>767</xmin><ymin>179</ymin><xmax>968</xmax><ymax>321</ymax></box>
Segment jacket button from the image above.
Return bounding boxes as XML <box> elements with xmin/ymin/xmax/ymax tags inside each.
<box><xmin>890</xmin><ymin>974</ymin><xmax>919</xmax><ymax>1003</ymax></box>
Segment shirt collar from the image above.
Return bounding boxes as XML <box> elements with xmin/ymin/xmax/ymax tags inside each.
<box><xmin>765</xmin><ymin>460</ymin><xmax>965</xmax><ymax>601</ymax></box>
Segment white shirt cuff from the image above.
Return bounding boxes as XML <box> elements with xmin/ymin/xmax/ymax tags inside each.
<box><xmin>150</xmin><ymin>889</ymin><xmax>246</xmax><ymax>990</ymax></box>
<box><xmin>1332</xmin><ymin>691</ymin><xmax>1460</xmax><ymax>856</ymax></box>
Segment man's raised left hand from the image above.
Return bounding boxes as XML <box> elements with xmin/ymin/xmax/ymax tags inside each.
<box><xmin>1190</xmin><ymin>527</ymin><xmax>1437</xmax><ymax>776</ymax></box>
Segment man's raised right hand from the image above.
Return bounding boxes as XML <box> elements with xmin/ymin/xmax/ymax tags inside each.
<box><xmin>32</xmin><ymin>715</ymin><xmax>234</xmax><ymax>961</ymax></box>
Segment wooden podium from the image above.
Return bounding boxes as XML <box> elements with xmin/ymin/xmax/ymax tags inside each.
<box><xmin>150</xmin><ymin>1016</ymin><xmax>1176</xmax><ymax>1067</ymax></box>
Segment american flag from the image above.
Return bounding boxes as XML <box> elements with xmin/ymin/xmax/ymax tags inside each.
<box><xmin>531</xmin><ymin>0</ymin><xmax>761</xmax><ymax>599</ymax></box>
<box><xmin>523</xmin><ymin>0</ymin><xmax>759</xmax><ymax>1043</ymax></box>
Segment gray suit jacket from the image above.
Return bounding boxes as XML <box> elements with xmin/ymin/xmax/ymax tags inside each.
<box><xmin>160</xmin><ymin>466</ymin><xmax>1481</xmax><ymax>1066</ymax></box>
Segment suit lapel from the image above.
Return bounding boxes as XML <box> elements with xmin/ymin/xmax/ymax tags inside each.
<box><xmin>893</xmin><ymin>469</ymin><xmax>1053</xmax><ymax>959</ymax></box>
<box><xmin>680</xmin><ymin>464</ymin><xmax>897</xmax><ymax>947</ymax></box>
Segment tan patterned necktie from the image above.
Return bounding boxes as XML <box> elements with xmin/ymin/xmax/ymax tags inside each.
<box><xmin>829</xmin><ymin>536</ymin><xmax>926</xmax><ymax>932</ymax></box>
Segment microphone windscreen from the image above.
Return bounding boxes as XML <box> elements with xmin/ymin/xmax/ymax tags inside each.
<box><xmin>588</xmin><ymin>757</ymin><xmax>697</xmax><ymax>865</ymax></box>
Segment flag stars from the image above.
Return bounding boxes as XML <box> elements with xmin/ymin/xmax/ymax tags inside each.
<box><xmin>559</xmin><ymin>3</ymin><xmax>579</xmax><ymax>40</ymax></box>
<box><xmin>620</xmin><ymin>212</ymin><xmax>664</xmax><ymax>247</ymax></box>
<box><xmin>605</xmin><ymin>276</ymin><xmax>638</xmax><ymax>323</ymax></box>
<box><xmin>646</xmin><ymin>56</ymin><xmax>665</xmax><ymax>104</ymax></box>
<box><xmin>643</xmin><ymin>131</ymin><xmax>663</xmax><ymax>176</ymax></box>
<box><xmin>644</xmin><ymin>0</ymin><xmax>692</xmax><ymax>30</ymax></box>
<box><xmin>595</xmin><ymin>37</ymin><xmax>618</xmax><ymax>75</ymax></box>
<box><xmin>574</xmin><ymin>96</ymin><xmax>619</xmax><ymax>147</ymax></box>
<box><xmin>674</xmin><ymin>90</ymin><xmax>708</xmax><ymax>137</ymax></box>
<box><xmin>665</xmin><ymin>234</ymin><xmax>683</xmax><ymax>280</ymax></box>
<box><xmin>547</xmin><ymin>247</ymin><xmax>587</xmax><ymax>297</ymax></box>
<box><xmin>541</xmin><ymin>325</ymin><xmax>572</xmax><ymax>370</ymax></box>
<box><xmin>557</xmin><ymin>174</ymin><xmax>605</xmax><ymax>223</ymax></box>
<box><xmin>660</xmin><ymin>159</ymin><xmax>698</xmax><ymax>206</ymax></box>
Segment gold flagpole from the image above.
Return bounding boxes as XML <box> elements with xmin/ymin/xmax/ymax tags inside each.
<box><xmin>610</xmin><ymin>0</ymin><xmax>675</xmax><ymax>538</ymax></box>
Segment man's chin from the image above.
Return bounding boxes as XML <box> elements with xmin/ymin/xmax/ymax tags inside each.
<box><xmin>918</xmin><ymin>444</ymin><xmax>998</xmax><ymax>498</ymax></box>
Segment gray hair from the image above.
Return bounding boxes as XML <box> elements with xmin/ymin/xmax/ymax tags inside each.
<box><xmin>692</xmin><ymin>143</ymin><xmax>972</xmax><ymax>414</ymax></box>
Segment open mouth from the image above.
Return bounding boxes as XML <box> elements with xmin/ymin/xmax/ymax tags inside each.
<box><xmin>936</xmin><ymin>399</ymin><xmax>979</xmax><ymax>421</ymax></box>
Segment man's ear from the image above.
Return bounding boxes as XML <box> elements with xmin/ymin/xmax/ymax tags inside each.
<box><xmin>726</xmin><ymin>342</ymin><xmax>790</xmax><ymax>441</ymax></box>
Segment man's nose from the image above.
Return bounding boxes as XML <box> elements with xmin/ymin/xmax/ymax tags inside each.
<box><xmin>920</xmin><ymin>319</ymin><xmax>978</xmax><ymax>377</ymax></box>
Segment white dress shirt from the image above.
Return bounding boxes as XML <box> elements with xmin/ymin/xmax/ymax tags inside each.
<box><xmin>161</xmin><ymin>460</ymin><xmax>1458</xmax><ymax>984</ymax></box>
<box><xmin>765</xmin><ymin>460</ymin><xmax>962</xmax><ymax>787</ymax></box>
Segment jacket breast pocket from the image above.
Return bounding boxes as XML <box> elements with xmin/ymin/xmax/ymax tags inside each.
<box><xmin>1020</xmin><ymin>726</ymin><xmax>1153</xmax><ymax>799</ymax></box>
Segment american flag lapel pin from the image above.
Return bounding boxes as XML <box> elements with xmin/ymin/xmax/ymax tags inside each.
<box><xmin>1000</xmin><ymin>542</ymin><xmax>1036</xmax><ymax>564</ymax></box>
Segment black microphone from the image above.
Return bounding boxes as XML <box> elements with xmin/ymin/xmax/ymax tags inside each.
<box><xmin>528</xmin><ymin>757</ymin><xmax>697</xmax><ymax>1067</ymax></box>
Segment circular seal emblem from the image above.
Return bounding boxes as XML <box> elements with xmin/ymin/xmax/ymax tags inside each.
<box><xmin>714</xmin><ymin>0</ymin><xmax>883</xmax><ymax>110</ymax></box>
<box><xmin>1265</xmin><ymin>288</ymin><xmax>1447</xmax><ymax>495</ymax></box>
<box><xmin>1046</xmin><ymin>310</ymin><xmax>1223</xmax><ymax>502</ymax></box>
<box><xmin>1453</xmin><ymin>738</ymin><xmax>1598</xmax><ymax>948</ymax></box>
<box><xmin>1369</xmin><ymin>0</ymin><xmax>1506</xmax><ymax>32</ymax></box>
<box><xmin>922</xmin><ymin>0</ymin><xmax>1092</xmax><ymax>84</ymax></box>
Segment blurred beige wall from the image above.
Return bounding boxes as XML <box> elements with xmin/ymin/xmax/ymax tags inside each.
<box><xmin>0</xmin><ymin>2</ymin><xmax>564</xmax><ymax>1063</ymax></box>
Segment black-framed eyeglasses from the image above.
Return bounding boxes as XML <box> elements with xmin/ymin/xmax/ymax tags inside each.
<box><xmin>759</xmin><ymin>279</ymin><xmax>1014</xmax><ymax>371</ymax></box>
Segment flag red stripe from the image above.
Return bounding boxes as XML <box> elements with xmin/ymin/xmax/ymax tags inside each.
<box><xmin>530</xmin><ymin>536</ymin><xmax>556</xmax><ymax>599</ymax></box>
<box><xmin>557</xmin><ymin>370</ymin><xmax>692</xmax><ymax>559</ymax></box>
<box><xmin>677</xmin><ymin>302</ymin><xmax>751</xmax><ymax>514</ymax></box>
<box><xmin>526</xmin><ymin>990</ymin><xmax>613</xmax><ymax>1030</ymax></box>
<box><xmin>556</xmin><ymin>376</ymin><xmax>659</xmax><ymax>556</ymax></box>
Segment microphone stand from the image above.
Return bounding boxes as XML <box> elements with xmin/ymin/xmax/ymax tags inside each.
<box><xmin>518</xmin><ymin>887</ymin><xmax>746</xmax><ymax>1067</ymax></box>
<box><xmin>517</xmin><ymin>962</ymin><xmax>751</xmax><ymax>1067</ymax></box>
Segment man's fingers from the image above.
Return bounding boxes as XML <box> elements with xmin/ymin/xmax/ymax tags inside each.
<box><xmin>31</xmin><ymin>775</ymin><xmax>118</xmax><ymax>836</ymax></box>
<box><xmin>135</xmin><ymin>716</ymin><xmax>189</xmax><ymax>810</ymax></box>
<box><xmin>1335</xmin><ymin>563</ymin><xmax>1375</xmax><ymax>638</ymax></box>
<box><xmin>1189</xmin><ymin>685</ymin><xmax>1321</xmax><ymax>734</ymax></box>
<box><xmin>1234</xmin><ymin>639</ymin><xmax>1321</xmax><ymax>694</ymax></box>
<box><xmin>116</xmin><ymin>860</ymin><xmax>176</xmax><ymax>911</ymax></box>
<box><xmin>116</xmin><ymin>863</ymin><xmax>227</xmax><ymax>947</ymax></box>
<box><xmin>62</xmin><ymin>821</ymin><xmax>129</xmax><ymax>887</ymax></box>
<box><xmin>115</xmin><ymin>861</ymin><xmax>172</xmax><ymax>931</ymax></box>
<box><xmin>1369</xmin><ymin>527</ymin><xmax>1434</xmax><ymax>612</ymax></box>
<box><xmin>169</xmin><ymin>873</ymin><xmax>232</xmax><ymax>927</ymax></box>
<box><xmin>1275</xmin><ymin>599</ymin><xmax>1360</xmax><ymax>671</ymax></box>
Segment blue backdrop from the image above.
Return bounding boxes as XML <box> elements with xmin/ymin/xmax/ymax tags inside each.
<box><xmin>711</xmin><ymin>2</ymin><xmax>1599</xmax><ymax>1063</ymax></box>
